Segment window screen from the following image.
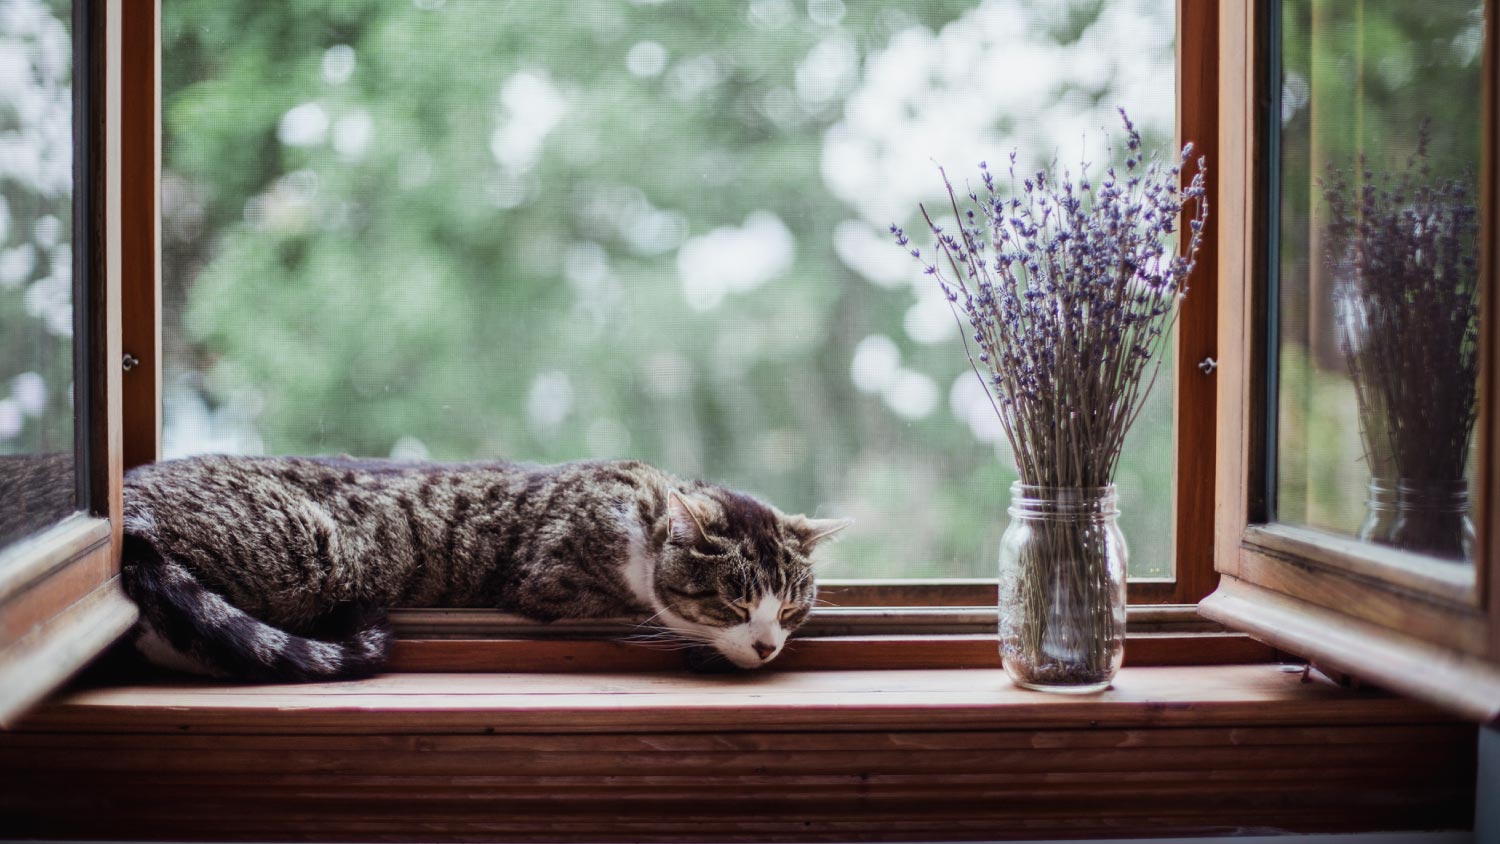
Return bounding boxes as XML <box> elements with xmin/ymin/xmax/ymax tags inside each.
<box><xmin>161</xmin><ymin>0</ymin><xmax>1177</xmax><ymax>579</ymax></box>
<box><xmin>0</xmin><ymin>0</ymin><xmax>77</xmax><ymax>549</ymax></box>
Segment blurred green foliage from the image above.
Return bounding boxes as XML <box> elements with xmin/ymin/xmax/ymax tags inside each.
<box><xmin>159</xmin><ymin>0</ymin><xmax>1180</xmax><ymax>579</ymax></box>
<box><xmin>0</xmin><ymin>0</ymin><xmax>75</xmax><ymax>461</ymax></box>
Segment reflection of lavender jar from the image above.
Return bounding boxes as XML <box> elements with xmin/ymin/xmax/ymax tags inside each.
<box><xmin>1322</xmin><ymin>135</ymin><xmax>1481</xmax><ymax>565</ymax></box>
<box><xmin>1359</xmin><ymin>477</ymin><xmax>1475</xmax><ymax>561</ymax></box>
<box><xmin>1357</xmin><ymin>477</ymin><xmax>1399</xmax><ymax>546</ymax></box>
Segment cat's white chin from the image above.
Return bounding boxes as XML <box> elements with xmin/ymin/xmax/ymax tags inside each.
<box><xmin>722</xmin><ymin>651</ymin><xmax>769</xmax><ymax>670</ymax></box>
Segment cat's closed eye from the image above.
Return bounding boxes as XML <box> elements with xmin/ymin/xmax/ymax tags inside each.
<box><xmin>728</xmin><ymin>598</ymin><xmax>752</xmax><ymax>621</ymax></box>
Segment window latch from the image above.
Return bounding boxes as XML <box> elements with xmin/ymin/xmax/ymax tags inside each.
<box><xmin>1198</xmin><ymin>357</ymin><xmax>1217</xmax><ymax>375</ymax></box>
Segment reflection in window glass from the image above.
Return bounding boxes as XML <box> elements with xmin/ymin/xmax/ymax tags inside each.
<box><xmin>161</xmin><ymin>0</ymin><xmax>1177</xmax><ymax>578</ymax></box>
<box><xmin>0</xmin><ymin>0</ymin><xmax>77</xmax><ymax>549</ymax></box>
<box><xmin>1276</xmin><ymin>0</ymin><xmax>1483</xmax><ymax>562</ymax></box>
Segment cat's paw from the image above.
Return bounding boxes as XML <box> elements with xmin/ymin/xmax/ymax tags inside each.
<box><xmin>683</xmin><ymin>645</ymin><xmax>744</xmax><ymax>674</ymax></box>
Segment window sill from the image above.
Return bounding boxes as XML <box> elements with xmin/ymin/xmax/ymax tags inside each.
<box><xmin>380</xmin><ymin>605</ymin><xmax>1277</xmax><ymax>672</ymax></box>
<box><xmin>385</xmin><ymin>631</ymin><xmax>1276</xmax><ymax>672</ymax></box>
<box><xmin>1</xmin><ymin>664</ymin><xmax>1476</xmax><ymax>840</ymax></box>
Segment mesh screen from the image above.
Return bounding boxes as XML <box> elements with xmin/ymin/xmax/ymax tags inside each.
<box><xmin>0</xmin><ymin>0</ymin><xmax>77</xmax><ymax>548</ymax></box>
<box><xmin>161</xmin><ymin>0</ymin><xmax>1177</xmax><ymax>578</ymax></box>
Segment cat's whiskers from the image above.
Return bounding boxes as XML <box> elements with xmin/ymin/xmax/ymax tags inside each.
<box><xmin>651</xmin><ymin>630</ymin><xmax>718</xmax><ymax>646</ymax></box>
<box><xmin>617</xmin><ymin>639</ymin><xmax>707</xmax><ymax>652</ymax></box>
<box><xmin>618</xmin><ymin>631</ymin><xmax>682</xmax><ymax>641</ymax></box>
<box><xmin>625</xmin><ymin>611</ymin><xmax>704</xmax><ymax>643</ymax></box>
<box><xmin>620</xmin><ymin>626</ymin><xmax>719</xmax><ymax>652</ymax></box>
<box><xmin>629</xmin><ymin>607</ymin><xmax>674</xmax><ymax>631</ymax></box>
<box><xmin>623</xmin><ymin>616</ymin><xmax>712</xmax><ymax>640</ymax></box>
<box><xmin>628</xmin><ymin>619</ymin><xmax>719</xmax><ymax>646</ymax></box>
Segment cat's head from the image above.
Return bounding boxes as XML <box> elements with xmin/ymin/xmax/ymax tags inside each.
<box><xmin>650</xmin><ymin>487</ymin><xmax>850</xmax><ymax>669</ymax></box>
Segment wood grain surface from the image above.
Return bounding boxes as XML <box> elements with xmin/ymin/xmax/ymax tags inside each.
<box><xmin>120</xmin><ymin>0</ymin><xmax>159</xmax><ymax>472</ymax></box>
<box><xmin>1</xmin><ymin>665</ymin><xmax>1475</xmax><ymax>840</ymax></box>
<box><xmin>0</xmin><ymin>0</ymin><xmax>135</xmax><ymax>727</ymax></box>
<box><xmin>1171</xmin><ymin>0</ymin><xmax>1221</xmax><ymax>605</ymax></box>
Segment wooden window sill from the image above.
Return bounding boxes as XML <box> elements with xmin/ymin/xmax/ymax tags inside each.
<box><xmin>0</xmin><ymin>664</ymin><xmax>1476</xmax><ymax>840</ymax></box>
<box><xmin>379</xmin><ymin>606</ymin><xmax>1280</xmax><ymax>672</ymax></box>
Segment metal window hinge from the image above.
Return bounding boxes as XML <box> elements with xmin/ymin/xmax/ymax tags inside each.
<box><xmin>122</xmin><ymin>353</ymin><xmax>140</xmax><ymax>372</ymax></box>
<box><xmin>1198</xmin><ymin>357</ymin><xmax>1217</xmax><ymax>375</ymax></box>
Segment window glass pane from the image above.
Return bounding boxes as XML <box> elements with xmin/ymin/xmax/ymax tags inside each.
<box><xmin>1275</xmin><ymin>0</ymin><xmax>1484</xmax><ymax>564</ymax></box>
<box><xmin>0</xmin><ymin>0</ymin><xmax>77</xmax><ymax>549</ymax></box>
<box><xmin>161</xmin><ymin>0</ymin><xmax>1176</xmax><ymax>579</ymax></box>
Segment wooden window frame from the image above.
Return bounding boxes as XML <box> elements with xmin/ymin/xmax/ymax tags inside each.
<box><xmin>387</xmin><ymin>0</ymin><xmax>1248</xmax><ymax>670</ymax></box>
<box><xmin>1</xmin><ymin>0</ymin><xmax>1253</xmax><ymax>722</ymax></box>
<box><xmin>821</xmin><ymin>0</ymin><xmax>1222</xmax><ymax>611</ymax></box>
<box><xmin>121</xmin><ymin>0</ymin><xmax>1223</xmax><ymax>612</ymax></box>
<box><xmin>0</xmin><ymin>6</ymin><xmax>1484</xmax><ymax>837</ymax></box>
<box><xmin>830</xmin><ymin>0</ymin><xmax>1222</xmax><ymax>610</ymax></box>
<box><xmin>0</xmin><ymin>0</ymin><xmax>138</xmax><ymax>724</ymax></box>
<box><xmin>1199</xmin><ymin>0</ymin><xmax>1500</xmax><ymax>723</ymax></box>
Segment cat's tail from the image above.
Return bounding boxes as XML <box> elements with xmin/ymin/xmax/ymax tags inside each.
<box><xmin>121</xmin><ymin>531</ymin><xmax>393</xmax><ymax>682</ymax></box>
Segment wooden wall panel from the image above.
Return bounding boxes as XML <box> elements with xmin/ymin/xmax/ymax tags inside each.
<box><xmin>0</xmin><ymin>666</ymin><xmax>1474</xmax><ymax>841</ymax></box>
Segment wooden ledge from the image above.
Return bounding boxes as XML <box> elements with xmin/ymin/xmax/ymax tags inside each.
<box><xmin>1202</xmin><ymin>576</ymin><xmax>1500</xmax><ymax>723</ymax></box>
<box><xmin>10</xmin><ymin>664</ymin><xmax>1458</xmax><ymax>734</ymax></box>
<box><xmin>1</xmin><ymin>666</ymin><xmax>1477</xmax><ymax>841</ymax></box>
<box><xmin>386</xmin><ymin>631</ymin><xmax>1276</xmax><ymax>673</ymax></box>
<box><xmin>380</xmin><ymin>606</ymin><xmax>1278</xmax><ymax>673</ymax></box>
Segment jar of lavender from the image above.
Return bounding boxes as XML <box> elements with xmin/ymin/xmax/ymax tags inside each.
<box><xmin>997</xmin><ymin>483</ymin><xmax>1127</xmax><ymax>693</ymax></box>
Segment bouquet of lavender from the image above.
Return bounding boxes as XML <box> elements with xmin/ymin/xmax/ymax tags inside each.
<box><xmin>1320</xmin><ymin>133</ymin><xmax>1480</xmax><ymax>559</ymax></box>
<box><xmin>894</xmin><ymin>111</ymin><xmax>1207</xmax><ymax>689</ymax></box>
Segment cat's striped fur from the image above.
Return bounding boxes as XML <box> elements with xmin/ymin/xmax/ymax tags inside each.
<box><xmin>121</xmin><ymin>455</ymin><xmax>849</xmax><ymax>681</ymax></box>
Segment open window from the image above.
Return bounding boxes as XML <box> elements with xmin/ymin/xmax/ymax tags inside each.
<box><xmin>3</xmin><ymin>0</ymin><xmax>1244</xmax><ymax>710</ymax></box>
<box><xmin>0</xmin><ymin>0</ymin><xmax>136</xmax><ymax>722</ymax></box>
<box><xmin>1202</xmin><ymin>0</ymin><xmax>1500</xmax><ymax>722</ymax></box>
<box><xmin>0</xmin><ymin>3</ymin><xmax>1486</xmax><ymax>838</ymax></box>
<box><xmin>146</xmin><ymin>0</ymin><xmax>1221</xmax><ymax>619</ymax></box>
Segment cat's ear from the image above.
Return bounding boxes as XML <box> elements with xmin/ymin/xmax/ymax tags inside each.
<box><xmin>786</xmin><ymin>514</ymin><xmax>854</xmax><ymax>552</ymax></box>
<box><xmin>667</xmin><ymin>489</ymin><xmax>710</xmax><ymax>547</ymax></box>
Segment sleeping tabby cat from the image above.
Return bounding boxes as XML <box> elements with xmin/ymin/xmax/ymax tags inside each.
<box><xmin>121</xmin><ymin>456</ymin><xmax>850</xmax><ymax>681</ymax></box>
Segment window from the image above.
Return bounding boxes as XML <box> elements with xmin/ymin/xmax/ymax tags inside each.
<box><xmin>1203</xmin><ymin>0</ymin><xmax>1500</xmax><ymax>721</ymax></box>
<box><xmin>1273</xmin><ymin>0</ymin><xmax>1484</xmax><ymax>567</ymax></box>
<box><xmin>0</xmin><ymin>0</ymin><xmax>136</xmax><ymax>723</ymax></box>
<box><xmin>0</xmin><ymin>0</ymin><xmax>1238</xmax><ymax>722</ymax></box>
<box><xmin>0</xmin><ymin>6</ymin><xmax>1488</xmax><ymax>839</ymax></box>
<box><xmin>156</xmin><ymin>0</ymin><xmax>1202</xmax><ymax>593</ymax></box>
<box><xmin>0</xmin><ymin>0</ymin><xmax>81</xmax><ymax>549</ymax></box>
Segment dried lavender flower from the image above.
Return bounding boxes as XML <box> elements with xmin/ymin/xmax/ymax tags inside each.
<box><xmin>894</xmin><ymin>110</ymin><xmax>1209</xmax><ymax>488</ymax></box>
<box><xmin>1319</xmin><ymin>126</ymin><xmax>1481</xmax><ymax>490</ymax></box>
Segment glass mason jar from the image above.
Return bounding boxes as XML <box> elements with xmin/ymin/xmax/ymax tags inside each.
<box><xmin>1357</xmin><ymin>478</ymin><xmax>1401</xmax><ymax>546</ymax></box>
<box><xmin>1360</xmin><ymin>477</ymin><xmax>1475</xmax><ymax>561</ymax></box>
<box><xmin>998</xmin><ymin>483</ymin><xmax>1127</xmax><ymax>694</ymax></box>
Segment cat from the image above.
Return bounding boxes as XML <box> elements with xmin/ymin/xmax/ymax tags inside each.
<box><xmin>120</xmin><ymin>455</ymin><xmax>850</xmax><ymax>682</ymax></box>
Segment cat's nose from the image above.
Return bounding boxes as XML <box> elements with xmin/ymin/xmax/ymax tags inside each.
<box><xmin>752</xmin><ymin>640</ymin><xmax>776</xmax><ymax>661</ymax></box>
